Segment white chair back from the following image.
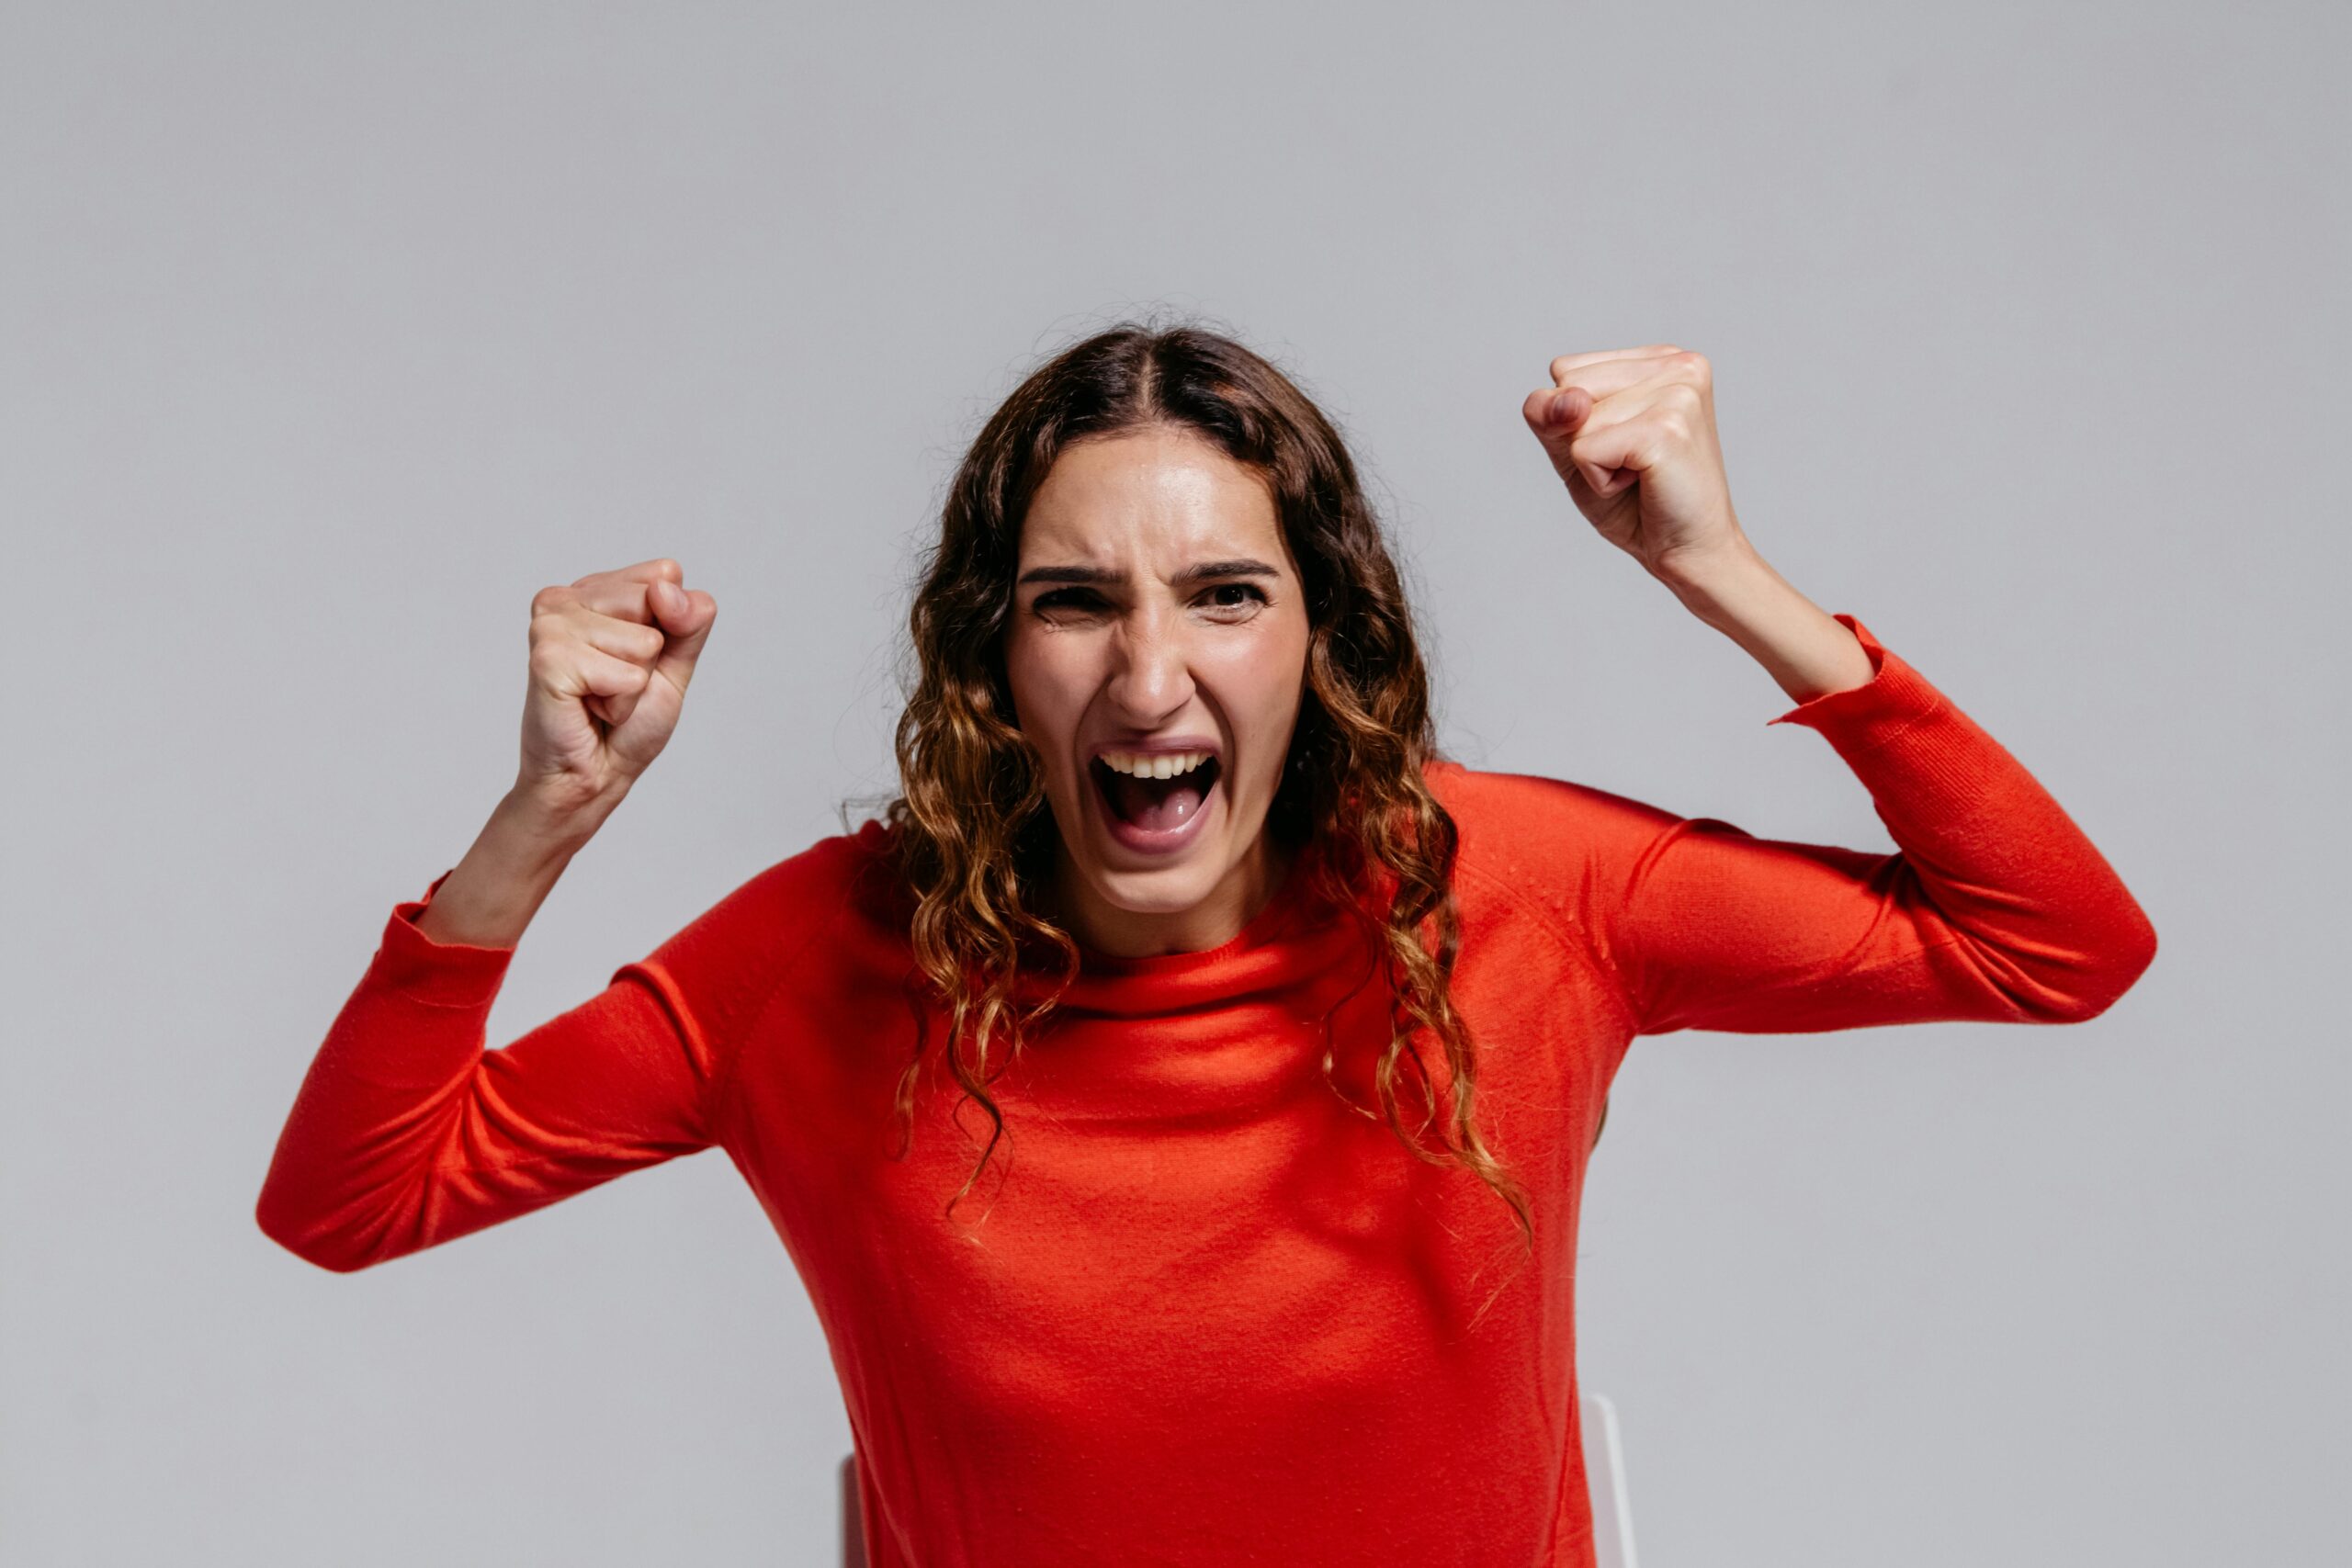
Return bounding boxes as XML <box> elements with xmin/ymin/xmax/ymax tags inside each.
<box><xmin>1581</xmin><ymin>1391</ymin><xmax>1640</xmax><ymax>1568</ymax></box>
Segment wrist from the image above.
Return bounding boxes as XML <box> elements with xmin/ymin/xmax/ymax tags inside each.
<box><xmin>497</xmin><ymin>781</ymin><xmax>615</xmax><ymax>859</ymax></box>
<box><xmin>1653</xmin><ymin>546</ymin><xmax>1875</xmax><ymax>705</ymax></box>
<box><xmin>1652</xmin><ymin>537</ymin><xmax>1779</xmax><ymax>625</ymax></box>
<box><xmin>413</xmin><ymin>791</ymin><xmax>600</xmax><ymax>951</ymax></box>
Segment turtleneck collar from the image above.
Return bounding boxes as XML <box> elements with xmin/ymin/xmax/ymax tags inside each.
<box><xmin>1006</xmin><ymin>834</ymin><xmax>1385</xmax><ymax>1021</ymax></box>
<box><xmin>844</xmin><ymin>821</ymin><xmax>1393</xmax><ymax>1026</ymax></box>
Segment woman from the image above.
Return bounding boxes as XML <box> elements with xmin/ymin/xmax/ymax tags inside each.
<box><xmin>255</xmin><ymin>323</ymin><xmax>2156</xmax><ymax>1566</ymax></box>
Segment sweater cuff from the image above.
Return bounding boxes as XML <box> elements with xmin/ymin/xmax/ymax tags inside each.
<box><xmin>1763</xmin><ymin>613</ymin><xmax>1948</xmax><ymax>751</ymax></box>
<box><xmin>370</xmin><ymin>867</ymin><xmax>517</xmax><ymax>1010</ymax></box>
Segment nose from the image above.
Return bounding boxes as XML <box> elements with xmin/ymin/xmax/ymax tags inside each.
<box><xmin>1104</xmin><ymin>602</ymin><xmax>1196</xmax><ymax>725</ymax></box>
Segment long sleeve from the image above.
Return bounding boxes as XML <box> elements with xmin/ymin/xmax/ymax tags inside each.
<box><xmin>1442</xmin><ymin>615</ymin><xmax>2159</xmax><ymax>1044</ymax></box>
<box><xmin>1581</xmin><ymin>613</ymin><xmax>2159</xmax><ymax>1037</ymax></box>
<box><xmin>254</xmin><ymin>863</ymin><xmax>774</xmax><ymax>1273</ymax></box>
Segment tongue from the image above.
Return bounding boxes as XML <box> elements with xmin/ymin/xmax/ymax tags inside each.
<box><xmin>1106</xmin><ymin>767</ymin><xmax>1211</xmax><ymax>831</ymax></box>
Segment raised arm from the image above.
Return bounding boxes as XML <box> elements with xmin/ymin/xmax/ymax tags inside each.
<box><xmin>1509</xmin><ymin>347</ymin><xmax>2157</xmax><ymax>1037</ymax></box>
<box><xmin>254</xmin><ymin>558</ymin><xmax>729</xmax><ymax>1271</ymax></box>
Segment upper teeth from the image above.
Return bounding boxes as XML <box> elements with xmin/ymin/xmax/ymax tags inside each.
<box><xmin>1099</xmin><ymin>750</ymin><xmax>1213</xmax><ymax>779</ymax></box>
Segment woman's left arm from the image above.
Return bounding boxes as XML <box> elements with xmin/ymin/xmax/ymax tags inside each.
<box><xmin>1518</xmin><ymin>347</ymin><xmax>2158</xmax><ymax>1035</ymax></box>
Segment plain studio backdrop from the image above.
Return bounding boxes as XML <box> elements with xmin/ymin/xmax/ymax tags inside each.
<box><xmin>4</xmin><ymin>3</ymin><xmax>2344</xmax><ymax>1563</ymax></box>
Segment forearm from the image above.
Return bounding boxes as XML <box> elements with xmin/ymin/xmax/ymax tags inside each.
<box><xmin>413</xmin><ymin>787</ymin><xmax>608</xmax><ymax>950</ymax></box>
<box><xmin>1653</xmin><ymin>541</ymin><xmax>1878</xmax><ymax>707</ymax></box>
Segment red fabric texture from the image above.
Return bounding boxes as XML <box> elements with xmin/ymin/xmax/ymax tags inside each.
<box><xmin>255</xmin><ymin>614</ymin><xmax>2156</xmax><ymax>1565</ymax></box>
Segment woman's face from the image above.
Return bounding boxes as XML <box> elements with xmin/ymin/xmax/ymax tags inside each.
<box><xmin>1002</xmin><ymin>426</ymin><xmax>1312</xmax><ymax>958</ymax></box>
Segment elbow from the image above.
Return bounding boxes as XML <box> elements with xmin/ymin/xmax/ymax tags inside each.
<box><xmin>254</xmin><ymin>1188</ymin><xmax>373</xmax><ymax>1276</ymax></box>
<box><xmin>2052</xmin><ymin>906</ymin><xmax>2160</xmax><ymax>1024</ymax></box>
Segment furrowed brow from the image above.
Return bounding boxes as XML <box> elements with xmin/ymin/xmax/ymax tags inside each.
<box><xmin>1016</xmin><ymin>558</ymin><xmax>1282</xmax><ymax>588</ymax></box>
<box><xmin>1175</xmin><ymin>558</ymin><xmax>1282</xmax><ymax>585</ymax></box>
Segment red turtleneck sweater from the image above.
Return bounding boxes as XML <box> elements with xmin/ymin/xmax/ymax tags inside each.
<box><xmin>254</xmin><ymin>615</ymin><xmax>2156</xmax><ymax>1566</ymax></box>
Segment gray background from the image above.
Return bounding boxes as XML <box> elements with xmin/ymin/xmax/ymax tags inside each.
<box><xmin>5</xmin><ymin>2</ymin><xmax>2344</xmax><ymax>1562</ymax></box>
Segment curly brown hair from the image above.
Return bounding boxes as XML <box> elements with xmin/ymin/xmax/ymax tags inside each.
<box><xmin>861</xmin><ymin>315</ymin><xmax>1537</xmax><ymax>1326</ymax></box>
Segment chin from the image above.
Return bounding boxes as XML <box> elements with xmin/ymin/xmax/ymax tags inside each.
<box><xmin>1089</xmin><ymin>856</ymin><xmax>1225</xmax><ymax>913</ymax></box>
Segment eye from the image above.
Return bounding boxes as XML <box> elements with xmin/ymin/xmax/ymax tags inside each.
<box><xmin>1199</xmin><ymin>582</ymin><xmax>1269</xmax><ymax>613</ymax></box>
<box><xmin>1031</xmin><ymin>583</ymin><xmax>1268</xmax><ymax>616</ymax></box>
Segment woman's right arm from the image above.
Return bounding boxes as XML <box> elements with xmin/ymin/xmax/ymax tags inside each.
<box><xmin>254</xmin><ymin>559</ymin><xmax>725</xmax><ymax>1272</ymax></box>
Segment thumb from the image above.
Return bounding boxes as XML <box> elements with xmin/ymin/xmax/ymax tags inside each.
<box><xmin>649</xmin><ymin>580</ymin><xmax>717</xmax><ymax>691</ymax></box>
<box><xmin>1522</xmin><ymin>385</ymin><xmax>1611</xmax><ymax>491</ymax></box>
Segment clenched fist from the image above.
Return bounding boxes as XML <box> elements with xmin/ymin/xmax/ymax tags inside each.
<box><xmin>1521</xmin><ymin>345</ymin><xmax>1751</xmax><ymax>583</ymax></box>
<box><xmin>516</xmin><ymin>558</ymin><xmax>717</xmax><ymax>819</ymax></box>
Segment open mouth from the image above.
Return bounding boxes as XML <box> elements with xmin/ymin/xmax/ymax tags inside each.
<box><xmin>1090</xmin><ymin>754</ymin><xmax>1222</xmax><ymax>836</ymax></box>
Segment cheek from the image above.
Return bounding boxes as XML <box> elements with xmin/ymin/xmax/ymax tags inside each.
<box><xmin>1204</xmin><ymin>641</ymin><xmax>1308</xmax><ymax>771</ymax></box>
<box><xmin>1002</xmin><ymin>634</ymin><xmax>1088</xmax><ymax>745</ymax></box>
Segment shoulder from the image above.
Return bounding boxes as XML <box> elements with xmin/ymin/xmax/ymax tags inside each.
<box><xmin>755</xmin><ymin>816</ymin><xmax>898</xmax><ymax>898</ymax></box>
<box><xmin>644</xmin><ymin>817</ymin><xmax>901</xmax><ymax>977</ymax></box>
<box><xmin>1415</xmin><ymin>758</ymin><xmax>1670</xmax><ymax>1029</ymax></box>
<box><xmin>1418</xmin><ymin>757</ymin><xmax>1700</xmax><ymax>963</ymax></box>
<box><xmin>740</xmin><ymin>816</ymin><xmax>905</xmax><ymax>937</ymax></box>
<box><xmin>1421</xmin><ymin>757</ymin><xmax>1680</xmax><ymax>885</ymax></box>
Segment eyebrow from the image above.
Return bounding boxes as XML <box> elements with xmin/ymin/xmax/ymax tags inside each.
<box><xmin>1016</xmin><ymin>558</ymin><xmax>1283</xmax><ymax>588</ymax></box>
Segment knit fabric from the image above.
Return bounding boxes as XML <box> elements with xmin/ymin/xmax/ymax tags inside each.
<box><xmin>255</xmin><ymin>614</ymin><xmax>2156</xmax><ymax>1566</ymax></box>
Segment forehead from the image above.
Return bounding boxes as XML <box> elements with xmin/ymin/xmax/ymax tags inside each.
<box><xmin>1019</xmin><ymin>428</ymin><xmax>1288</xmax><ymax>567</ymax></box>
